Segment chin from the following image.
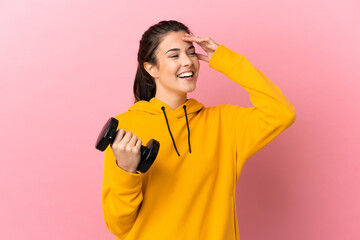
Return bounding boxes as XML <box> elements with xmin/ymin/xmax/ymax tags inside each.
<box><xmin>186</xmin><ymin>86</ymin><xmax>197</xmax><ymax>93</ymax></box>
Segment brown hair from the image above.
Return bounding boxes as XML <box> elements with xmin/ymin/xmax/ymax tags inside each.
<box><xmin>133</xmin><ymin>20</ymin><xmax>193</xmax><ymax>103</ymax></box>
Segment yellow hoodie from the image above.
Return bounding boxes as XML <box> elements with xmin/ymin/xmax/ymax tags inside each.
<box><xmin>101</xmin><ymin>44</ymin><xmax>296</xmax><ymax>240</ymax></box>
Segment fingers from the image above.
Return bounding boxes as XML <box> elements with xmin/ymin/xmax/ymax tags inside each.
<box><xmin>183</xmin><ymin>33</ymin><xmax>213</xmax><ymax>44</ymax></box>
<box><xmin>182</xmin><ymin>33</ymin><xmax>206</xmax><ymax>42</ymax></box>
<box><xmin>128</xmin><ymin>134</ymin><xmax>141</xmax><ymax>152</ymax></box>
<box><xmin>113</xmin><ymin>128</ymin><xmax>126</xmax><ymax>145</ymax></box>
<box><xmin>113</xmin><ymin>128</ymin><xmax>141</xmax><ymax>150</ymax></box>
<box><xmin>182</xmin><ymin>33</ymin><xmax>220</xmax><ymax>53</ymax></box>
<box><xmin>121</xmin><ymin>131</ymin><xmax>133</xmax><ymax>145</ymax></box>
<box><xmin>135</xmin><ymin>138</ymin><xmax>142</xmax><ymax>150</ymax></box>
<box><xmin>196</xmin><ymin>53</ymin><xmax>209</xmax><ymax>62</ymax></box>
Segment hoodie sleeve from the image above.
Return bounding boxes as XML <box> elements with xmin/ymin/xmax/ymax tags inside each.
<box><xmin>101</xmin><ymin>143</ymin><xmax>143</xmax><ymax>239</ymax></box>
<box><xmin>208</xmin><ymin>44</ymin><xmax>296</xmax><ymax>179</ymax></box>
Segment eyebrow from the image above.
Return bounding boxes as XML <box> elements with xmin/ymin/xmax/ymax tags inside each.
<box><xmin>165</xmin><ymin>45</ymin><xmax>195</xmax><ymax>55</ymax></box>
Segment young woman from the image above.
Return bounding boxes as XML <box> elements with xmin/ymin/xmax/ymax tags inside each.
<box><xmin>101</xmin><ymin>20</ymin><xmax>296</xmax><ymax>240</ymax></box>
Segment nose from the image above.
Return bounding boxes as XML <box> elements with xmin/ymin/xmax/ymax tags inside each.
<box><xmin>181</xmin><ymin>53</ymin><xmax>193</xmax><ymax>67</ymax></box>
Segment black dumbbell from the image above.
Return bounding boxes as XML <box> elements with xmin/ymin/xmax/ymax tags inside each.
<box><xmin>95</xmin><ymin>117</ymin><xmax>160</xmax><ymax>173</ymax></box>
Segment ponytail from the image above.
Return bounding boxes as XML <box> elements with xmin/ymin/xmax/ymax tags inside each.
<box><xmin>133</xmin><ymin>64</ymin><xmax>156</xmax><ymax>102</ymax></box>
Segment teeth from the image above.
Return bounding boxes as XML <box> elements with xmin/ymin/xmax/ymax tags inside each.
<box><xmin>178</xmin><ymin>72</ymin><xmax>193</xmax><ymax>77</ymax></box>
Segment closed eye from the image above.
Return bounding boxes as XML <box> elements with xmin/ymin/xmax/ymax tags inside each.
<box><xmin>170</xmin><ymin>52</ymin><xmax>197</xmax><ymax>58</ymax></box>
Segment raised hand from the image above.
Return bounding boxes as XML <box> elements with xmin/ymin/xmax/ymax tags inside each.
<box><xmin>182</xmin><ymin>33</ymin><xmax>220</xmax><ymax>63</ymax></box>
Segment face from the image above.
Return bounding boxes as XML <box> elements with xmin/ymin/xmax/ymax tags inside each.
<box><xmin>144</xmin><ymin>31</ymin><xmax>200</xmax><ymax>98</ymax></box>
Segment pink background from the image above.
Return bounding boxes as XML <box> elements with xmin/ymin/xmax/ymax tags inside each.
<box><xmin>1</xmin><ymin>0</ymin><xmax>359</xmax><ymax>239</ymax></box>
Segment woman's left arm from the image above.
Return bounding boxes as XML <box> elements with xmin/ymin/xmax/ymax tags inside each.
<box><xmin>184</xmin><ymin>34</ymin><xmax>296</xmax><ymax>180</ymax></box>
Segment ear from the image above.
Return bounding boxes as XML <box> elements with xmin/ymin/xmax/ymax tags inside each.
<box><xmin>143</xmin><ymin>62</ymin><xmax>158</xmax><ymax>78</ymax></box>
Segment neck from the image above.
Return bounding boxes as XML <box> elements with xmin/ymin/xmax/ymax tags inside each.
<box><xmin>155</xmin><ymin>93</ymin><xmax>188</xmax><ymax>110</ymax></box>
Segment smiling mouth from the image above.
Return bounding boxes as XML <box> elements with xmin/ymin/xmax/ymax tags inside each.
<box><xmin>177</xmin><ymin>72</ymin><xmax>194</xmax><ymax>79</ymax></box>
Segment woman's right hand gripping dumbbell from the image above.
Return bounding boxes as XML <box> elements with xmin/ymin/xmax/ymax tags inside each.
<box><xmin>111</xmin><ymin>128</ymin><xmax>142</xmax><ymax>173</ymax></box>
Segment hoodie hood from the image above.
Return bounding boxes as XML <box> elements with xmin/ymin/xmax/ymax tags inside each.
<box><xmin>128</xmin><ymin>97</ymin><xmax>204</xmax><ymax>156</ymax></box>
<box><xmin>128</xmin><ymin>97</ymin><xmax>204</xmax><ymax>118</ymax></box>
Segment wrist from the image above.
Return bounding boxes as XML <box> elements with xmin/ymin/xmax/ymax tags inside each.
<box><xmin>116</xmin><ymin>160</ymin><xmax>137</xmax><ymax>173</ymax></box>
